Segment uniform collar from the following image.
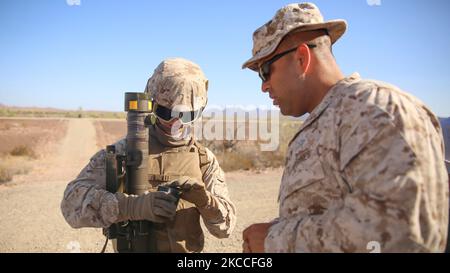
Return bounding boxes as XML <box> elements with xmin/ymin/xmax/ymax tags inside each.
<box><xmin>291</xmin><ymin>73</ymin><xmax>361</xmax><ymax>142</ymax></box>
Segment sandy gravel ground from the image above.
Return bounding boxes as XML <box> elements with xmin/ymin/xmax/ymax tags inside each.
<box><xmin>0</xmin><ymin>118</ymin><xmax>281</xmax><ymax>253</ymax></box>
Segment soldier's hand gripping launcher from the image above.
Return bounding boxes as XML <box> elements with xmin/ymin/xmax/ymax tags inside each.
<box><xmin>102</xmin><ymin>92</ymin><xmax>181</xmax><ymax>253</ymax></box>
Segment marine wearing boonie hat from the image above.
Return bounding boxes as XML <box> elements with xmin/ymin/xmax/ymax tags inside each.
<box><xmin>242</xmin><ymin>2</ymin><xmax>347</xmax><ymax>71</ymax></box>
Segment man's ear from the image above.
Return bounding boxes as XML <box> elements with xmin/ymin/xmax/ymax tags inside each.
<box><xmin>294</xmin><ymin>44</ymin><xmax>311</xmax><ymax>75</ymax></box>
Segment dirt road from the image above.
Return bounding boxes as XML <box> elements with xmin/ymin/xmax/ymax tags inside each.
<box><xmin>0</xmin><ymin>118</ymin><xmax>281</xmax><ymax>253</ymax></box>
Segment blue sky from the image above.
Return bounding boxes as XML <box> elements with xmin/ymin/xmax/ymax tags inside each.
<box><xmin>1</xmin><ymin>0</ymin><xmax>449</xmax><ymax>117</ymax></box>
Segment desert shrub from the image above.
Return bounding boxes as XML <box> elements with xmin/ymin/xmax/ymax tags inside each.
<box><xmin>0</xmin><ymin>166</ymin><xmax>12</xmax><ymax>183</ymax></box>
<box><xmin>216</xmin><ymin>151</ymin><xmax>254</xmax><ymax>172</ymax></box>
<box><xmin>198</xmin><ymin>118</ymin><xmax>302</xmax><ymax>172</ymax></box>
<box><xmin>0</xmin><ymin>162</ymin><xmax>31</xmax><ymax>184</ymax></box>
<box><xmin>10</xmin><ymin>145</ymin><xmax>37</xmax><ymax>158</ymax></box>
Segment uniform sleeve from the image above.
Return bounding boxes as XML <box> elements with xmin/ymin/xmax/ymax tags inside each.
<box><xmin>60</xmin><ymin>139</ymin><xmax>127</xmax><ymax>228</ymax></box>
<box><xmin>198</xmin><ymin>148</ymin><xmax>237</xmax><ymax>239</ymax></box>
<box><xmin>265</xmin><ymin>86</ymin><xmax>448</xmax><ymax>253</ymax></box>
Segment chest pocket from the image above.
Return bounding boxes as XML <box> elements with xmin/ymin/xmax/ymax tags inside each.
<box><xmin>147</xmin><ymin>145</ymin><xmax>205</xmax><ymax>253</ymax></box>
<box><xmin>280</xmin><ymin>143</ymin><xmax>352</xmax><ymax>218</ymax></box>
<box><xmin>148</xmin><ymin>146</ymin><xmax>203</xmax><ymax>185</ymax></box>
<box><xmin>280</xmin><ymin>134</ymin><xmax>326</xmax><ymax>201</ymax></box>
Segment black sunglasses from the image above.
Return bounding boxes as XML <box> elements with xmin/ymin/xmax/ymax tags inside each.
<box><xmin>154</xmin><ymin>103</ymin><xmax>204</xmax><ymax>124</ymax></box>
<box><xmin>258</xmin><ymin>43</ymin><xmax>317</xmax><ymax>82</ymax></box>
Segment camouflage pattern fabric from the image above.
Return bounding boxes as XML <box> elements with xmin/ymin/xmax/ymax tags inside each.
<box><xmin>145</xmin><ymin>58</ymin><xmax>208</xmax><ymax>111</ymax></box>
<box><xmin>242</xmin><ymin>2</ymin><xmax>347</xmax><ymax>71</ymax></box>
<box><xmin>60</xmin><ymin>134</ymin><xmax>236</xmax><ymax>240</ymax></box>
<box><xmin>265</xmin><ymin>73</ymin><xmax>449</xmax><ymax>252</ymax></box>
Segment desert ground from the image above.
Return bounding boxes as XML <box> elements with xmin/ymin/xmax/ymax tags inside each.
<box><xmin>0</xmin><ymin>118</ymin><xmax>282</xmax><ymax>253</ymax></box>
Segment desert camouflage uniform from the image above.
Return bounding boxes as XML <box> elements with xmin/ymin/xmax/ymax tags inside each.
<box><xmin>61</xmin><ymin>58</ymin><xmax>236</xmax><ymax>247</ymax></box>
<box><xmin>265</xmin><ymin>73</ymin><xmax>449</xmax><ymax>252</ymax></box>
<box><xmin>60</xmin><ymin>134</ymin><xmax>236</xmax><ymax>238</ymax></box>
<box><xmin>242</xmin><ymin>3</ymin><xmax>449</xmax><ymax>253</ymax></box>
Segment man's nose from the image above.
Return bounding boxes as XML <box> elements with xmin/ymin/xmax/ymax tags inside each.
<box><xmin>261</xmin><ymin>80</ymin><xmax>270</xmax><ymax>93</ymax></box>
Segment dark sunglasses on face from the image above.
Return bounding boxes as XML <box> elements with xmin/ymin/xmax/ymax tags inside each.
<box><xmin>258</xmin><ymin>43</ymin><xmax>317</xmax><ymax>82</ymax></box>
<box><xmin>154</xmin><ymin>103</ymin><xmax>204</xmax><ymax>124</ymax></box>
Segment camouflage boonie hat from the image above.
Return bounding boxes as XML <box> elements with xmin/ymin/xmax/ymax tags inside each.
<box><xmin>242</xmin><ymin>2</ymin><xmax>347</xmax><ymax>71</ymax></box>
<box><xmin>145</xmin><ymin>58</ymin><xmax>208</xmax><ymax>111</ymax></box>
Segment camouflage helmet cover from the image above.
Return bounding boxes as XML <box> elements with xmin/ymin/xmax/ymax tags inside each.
<box><xmin>145</xmin><ymin>58</ymin><xmax>208</xmax><ymax>112</ymax></box>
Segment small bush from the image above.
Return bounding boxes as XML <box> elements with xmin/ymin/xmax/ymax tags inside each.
<box><xmin>198</xmin><ymin>119</ymin><xmax>301</xmax><ymax>172</ymax></box>
<box><xmin>0</xmin><ymin>166</ymin><xmax>12</xmax><ymax>183</ymax></box>
<box><xmin>0</xmin><ymin>161</ymin><xmax>31</xmax><ymax>184</ymax></box>
<box><xmin>10</xmin><ymin>145</ymin><xmax>36</xmax><ymax>158</ymax></box>
<box><xmin>217</xmin><ymin>151</ymin><xmax>254</xmax><ymax>172</ymax></box>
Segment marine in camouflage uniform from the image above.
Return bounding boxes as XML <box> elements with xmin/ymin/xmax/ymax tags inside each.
<box><xmin>61</xmin><ymin>58</ymin><xmax>236</xmax><ymax>252</ymax></box>
<box><xmin>242</xmin><ymin>3</ymin><xmax>448</xmax><ymax>252</ymax></box>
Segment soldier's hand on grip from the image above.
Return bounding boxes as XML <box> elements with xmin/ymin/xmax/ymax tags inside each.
<box><xmin>165</xmin><ymin>176</ymin><xmax>210</xmax><ymax>208</ymax></box>
<box><xmin>115</xmin><ymin>191</ymin><xmax>177</xmax><ymax>223</ymax></box>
